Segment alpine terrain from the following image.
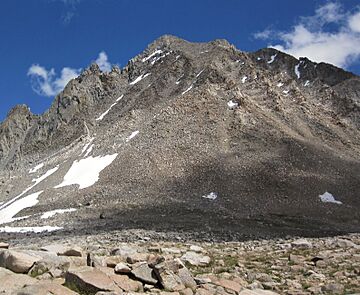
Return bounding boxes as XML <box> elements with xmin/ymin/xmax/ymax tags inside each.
<box><xmin>0</xmin><ymin>35</ymin><xmax>359</xmax><ymax>241</ymax></box>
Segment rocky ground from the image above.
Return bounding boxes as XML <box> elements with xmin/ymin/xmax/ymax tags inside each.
<box><xmin>0</xmin><ymin>233</ymin><xmax>359</xmax><ymax>294</ymax></box>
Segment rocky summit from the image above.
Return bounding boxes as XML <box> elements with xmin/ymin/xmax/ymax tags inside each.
<box><xmin>0</xmin><ymin>35</ymin><xmax>359</xmax><ymax>242</ymax></box>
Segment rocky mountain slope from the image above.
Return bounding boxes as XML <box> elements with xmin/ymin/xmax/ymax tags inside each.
<box><xmin>0</xmin><ymin>35</ymin><xmax>359</xmax><ymax>241</ymax></box>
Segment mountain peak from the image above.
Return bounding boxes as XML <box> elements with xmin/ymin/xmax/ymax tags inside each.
<box><xmin>0</xmin><ymin>36</ymin><xmax>359</xmax><ymax>240</ymax></box>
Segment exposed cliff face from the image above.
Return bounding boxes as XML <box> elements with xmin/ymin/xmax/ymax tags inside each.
<box><xmin>0</xmin><ymin>35</ymin><xmax>359</xmax><ymax>240</ymax></box>
<box><xmin>0</xmin><ymin>105</ymin><xmax>35</xmax><ymax>169</ymax></box>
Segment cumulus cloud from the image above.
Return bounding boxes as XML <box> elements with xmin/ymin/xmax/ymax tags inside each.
<box><xmin>254</xmin><ymin>2</ymin><xmax>360</xmax><ymax>68</ymax></box>
<box><xmin>95</xmin><ymin>51</ymin><xmax>112</xmax><ymax>72</ymax></box>
<box><xmin>28</xmin><ymin>65</ymin><xmax>80</xmax><ymax>97</ymax></box>
<box><xmin>28</xmin><ymin>51</ymin><xmax>113</xmax><ymax>97</ymax></box>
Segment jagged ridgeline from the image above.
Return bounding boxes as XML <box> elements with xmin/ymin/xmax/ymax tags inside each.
<box><xmin>0</xmin><ymin>35</ymin><xmax>359</xmax><ymax>240</ymax></box>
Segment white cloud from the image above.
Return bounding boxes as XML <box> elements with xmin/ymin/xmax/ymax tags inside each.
<box><xmin>28</xmin><ymin>65</ymin><xmax>80</xmax><ymax>97</ymax></box>
<box><xmin>95</xmin><ymin>51</ymin><xmax>112</xmax><ymax>72</ymax></box>
<box><xmin>254</xmin><ymin>2</ymin><xmax>360</xmax><ymax>68</ymax></box>
<box><xmin>28</xmin><ymin>51</ymin><xmax>113</xmax><ymax>97</ymax></box>
<box><xmin>349</xmin><ymin>12</ymin><xmax>360</xmax><ymax>33</ymax></box>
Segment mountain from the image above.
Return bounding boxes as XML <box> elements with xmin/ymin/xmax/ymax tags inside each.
<box><xmin>0</xmin><ymin>35</ymin><xmax>359</xmax><ymax>241</ymax></box>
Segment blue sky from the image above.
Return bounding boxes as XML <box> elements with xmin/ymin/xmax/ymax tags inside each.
<box><xmin>1</xmin><ymin>0</ymin><xmax>360</xmax><ymax>121</ymax></box>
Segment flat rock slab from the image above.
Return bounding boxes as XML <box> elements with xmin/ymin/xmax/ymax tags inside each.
<box><xmin>181</xmin><ymin>252</ymin><xmax>211</xmax><ymax>266</ymax></box>
<box><xmin>65</xmin><ymin>266</ymin><xmax>122</xmax><ymax>294</ymax></box>
<box><xmin>0</xmin><ymin>249</ymin><xmax>41</xmax><ymax>273</ymax></box>
<box><xmin>16</xmin><ymin>281</ymin><xmax>78</xmax><ymax>295</ymax></box>
<box><xmin>110</xmin><ymin>244</ymin><xmax>142</xmax><ymax>257</ymax></box>
<box><xmin>291</xmin><ymin>239</ymin><xmax>312</xmax><ymax>249</ymax></box>
<box><xmin>239</xmin><ymin>289</ymin><xmax>280</xmax><ymax>295</ymax></box>
<box><xmin>213</xmin><ymin>279</ymin><xmax>242</xmax><ymax>293</ymax></box>
<box><xmin>109</xmin><ymin>273</ymin><xmax>143</xmax><ymax>292</ymax></box>
<box><xmin>178</xmin><ymin>267</ymin><xmax>197</xmax><ymax>289</ymax></box>
<box><xmin>0</xmin><ymin>242</ymin><xmax>9</xmax><ymax>249</ymax></box>
<box><xmin>29</xmin><ymin>255</ymin><xmax>71</xmax><ymax>278</ymax></box>
<box><xmin>114</xmin><ymin>262</ymin><xmax>131</xmax><ymax>274</ymax></box>
<box><xmin>41</xmin><ymin>244</ymin><xmax>82</xmax><ymax>257</ymax></box>
<box><xmin>0</xmin><ymin>267</ymin><xmax>37</xmax><ymax>293</ymax></box>
<box><xmin>131</xmin><ymin>262</ymin><xmax>158</xmax><ymax>284</ymax></box>
<box><xmin>157</xmin><ymin>270</ymin><xmax>185</xmax><ymax>291</ymax></box>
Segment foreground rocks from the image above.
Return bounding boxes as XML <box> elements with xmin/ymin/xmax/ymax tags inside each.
<box><xmin>0</xmin><ymin>234</ymin><xmax>359</xmax><ymax>294</ymax></box>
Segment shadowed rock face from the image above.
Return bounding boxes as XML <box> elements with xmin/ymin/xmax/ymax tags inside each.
<box><xmin>0</xmin><ymin>35</ymin><xmax>359</xmax><ymax>241</ymax></box>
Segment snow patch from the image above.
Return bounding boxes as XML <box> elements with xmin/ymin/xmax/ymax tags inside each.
<box><xmin>304</xmin><ymin>80</ymin><xmax>310</xmax><ymax>87</ymax></box>
<box><xmin>0</xmin><ymin>226</ymin><xmax>62</xmax><ymax>233</ymax></box>
<box><xmin>96</xmin><ymin>95</ymin><xmax>123</xmax><ymax>121</ymax></box>
<box><xmin>227</xmin><ymin>100</ymin><xmax>239</xmax><ymax>109</ymax></box>
<box><xmin>295</xmin><ymin>63</ymin><xmax>301</xmax><ymax>79</ymax></box>
<box><xmin>182</xmin><ymin>85</ymin><xmax>193</xmax><ymax>95</ymax></box>
<box><xmin>0</xmin><ymin>191</ymin><xmax>43</xmax><ymax>225</ymax></box>
<box><xmin>202</xmin><ymin>192</ymin><xmax>218</xmax><ymax>200</ymax></box>
<box><xmin>126</xmin><ymin>130</ymin><xmax>139</xmax><ymax>142</ymax></box>
<box><xmin>283</xmin><ymin>90</ymin><xmax>289</xmax><ymax>94</ymax></box>
<box><xmin>55</xmin><ymin>154</ymin><xmax>118</xmax><ymax>190</ymax></box>
<box><xmin>129</xmin><ymin>73</ymin><xmax>151</xmax><ymax>85</ymax></box>
<box><xmin>142</xmin><ymin>49</ymin><xmax>163</xmax><ymax>62</ymax></box>
<box><xmin>83</xmin><ymin>144</ymin><xmax>94</xmax><ymax>157</ymax></box>
<box><xmin>242</xmin><ymin>76</ymin><xmax>248</xmax><ymax>83</ymax></box>
<box><xmin>257</xmin><ymin>57</ymin><xmax>262</xmax><ymax>61</ymax></box>
<box><xmin>267</xmin><ymin>54</ymin><xmax>277</xmax><ymax>64</ymax></box>
<box><xmin>151</xmin><ymin>52</ymin><xmax>171</xmax><ymax>65</ymax></box>
<box><xmin>277</xmin><ymin>82</ymin><xmax>284</xmax><ymax>87</ymax></box>
<box><xmin>41</xmin><ymin>208</ymin><xmax>77</xmax><ymax>219</ymax></box>
<box><xmin>0</xmin><ymin>166</ymin><xmax>59</xmax><ymax>211</ymax></box>
<box><xmin>319</xmin><ymin>192</ymin><xmax>342</xmax><ymax>205</ymax></box>
<box><xmin>196</xmin><ymin>69</ymin><xmax>204</xmax><ymax>78</ymax></box>
<box><xmin>29</xmin><ymin>163</ymin><xmax>44</xmax><ymax>174</ymax></box>
<box><xmin>81</xmin><ymin>137</ymin><xmax>94</xmax><ymax>154</ymax></box>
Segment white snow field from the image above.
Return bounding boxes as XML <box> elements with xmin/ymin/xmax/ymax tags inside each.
<box><xmin>55</xmin><ymin>154</ymin><xmax>118</xmax><ymax>189</ymax></box>
<box><xmin>0</xmin><ymin>191</ymin><xmax>43</xmax><ymax>224</ymax></box>
<box><xmin>0</xmin><ymin>226</ymin><xmax>62</xmax><ymax>233</ymax></box>
<box><xmin>41</xmin><ymin>208</ymin><xmax>77</xmax><ymax>219</ymax></box>
<box><xmin>29</xmin><ymin>163</ymin><xmax>44</xmax><ymax>173</ymax></box>
<box><xmin>0</xmin><ymin>166</ymin><xmax>59</xmax><ymax>211</ymax></box>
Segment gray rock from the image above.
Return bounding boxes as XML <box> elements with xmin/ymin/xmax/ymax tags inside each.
<box><xmin>178</xmin><ymin>267</ymin><xmax>197</xmax><ymax>289</ymax></box>
<box><xmin>157</xmin><ymin>269</ymin><xmax>186</xmax><ymax>291</ymax></box>
<box><xmin>0</xmin><ymin>267</ymin><xmax>37</xmax><ymax>294</ymax></box>
<box><xmin>65</xmin><ymin>266</ymin><xmax>122</xmax><ymax>294</ymax></box>
<box><xmin>16</xmin><ymin>281</ymin><xmax>78</xmax><ymax>295</ymax></box>
<box><xmin>321</xmin><ymin>283</ymin><xmax>345</xmax><ymax>294</ymax></box>
<box><xmin>110</xmin><ymin>244</ymin><xmax>139</xmax><ymax>257</ymax></box>
<box><xmin>291</xmin><ymin>239</ymin><xmax>312</xmax><ymax>249</ymax></box>
<box><xmin>28</xmin><ymin>255</ymin><xmax>70</xmax><ymax>277</ymax></box>
<box><xmin>131</xmin><ymin>262</ymin><xmax>158</xmax><ymax>285</ymax></box>
<box><xmin>181</xmin><ymin>252</ymin><xmax>211</xmax><ymax>266</ymax></box>
<box><xmin>0</xmin><ymin>249</ymin><xmax>41</xmax><ymax>273</ymax></box>
<box><xmin>0</xmin><ymin>242</ymin><xmax>9</xmax><ymax>249</ymax></box>
<box><xmin>114</xmin><ymin>262</ymin><xmax>131</xmax><ymax>274</ymax></box>
<box><xmin>41</xmin><ymin>244</ymin><xmax>82</xmax><ymax>257</ymax></box>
